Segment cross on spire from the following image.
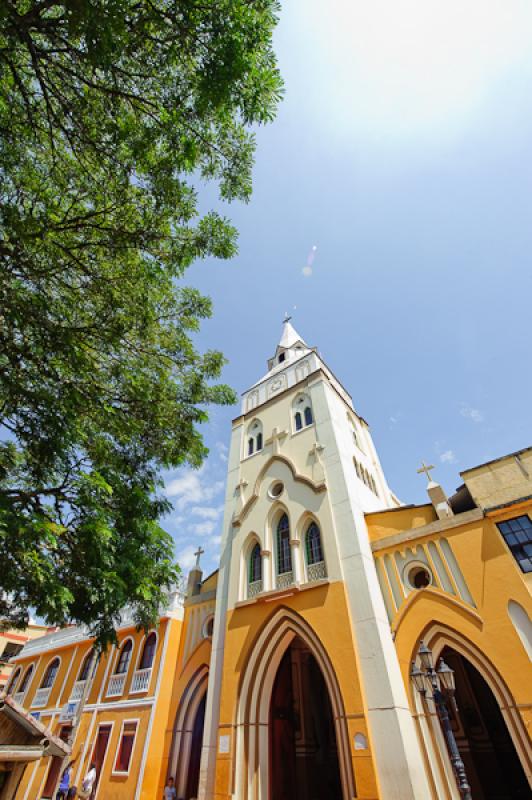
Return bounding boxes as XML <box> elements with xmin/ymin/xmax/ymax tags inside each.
<box><xmin>194</xmin><ymin>546</ymin><xmax>204</xmax><ymax>568</ymax></box>
<box><xmin>283</xmin><ymin>312</ymin><xmax>292</xmax><ymax>323</ymax></box>
<box><xmin>417</xmin><ymin>461</ymin><xmax>436</xmax><ymax>483</ymax></box>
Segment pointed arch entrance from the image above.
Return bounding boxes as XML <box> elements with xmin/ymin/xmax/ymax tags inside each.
<box><xmin>235</xmin><ymin>608</ymin><xmax>354</xmax><ymax>800</ymax></box>
<box><xmin>413</xmin><ymin>624</ymin><xmax>531</xmax><ymax>799</ymax></box>
<box><xmin>441</xmin><ymin>647</ymin><xmax>530</xmax><ymax>799</ymax></box>
<box><xmin>169</xmin><ymin>666</ymin><xmax>208</xmax><ymax>800</ymax></box>
<box><xmin>269</xmin><ymin>636</ymin><xmax>342</xmax><ymax>800</ymax></box>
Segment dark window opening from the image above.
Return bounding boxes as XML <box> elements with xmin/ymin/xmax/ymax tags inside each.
<box><xmin>41</xmin><ymin>658</ymin><xmax>60</xmax><ymax>689</ymax></box>
<box><xmin>277</xmin><ymin>514</ymin><xmax>292</xmax><ymax>574</ymax></box>
<box><xmin>139</xmin><ymin>633</ymin><xmax>157</xmax><ymax>670</ymax></box>
<box><xmin>497</xmin><ymin>515</ymin><xmax>532</xmax><ymax>573</ymax></box>
<box><xmin>306</xmin><ymin>522</ymin><xmax>323</xmax><ymax>565</ymax></box>
<box><xmin>249</xmin><ymin>543</ymin><xmax>262</xmax><ymax>583</ymax></box>
<box><xmin>115</xmin><ymin>640</ymin><xmax>133</xmax><ymax>674</ymax></box>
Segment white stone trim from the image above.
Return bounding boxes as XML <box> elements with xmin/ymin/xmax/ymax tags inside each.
<box><xmin>234</xmin><ymin>607</ymin><xmax>355</xmax><ymax>800</ymax></box>
<box><xmin>169</xmin><ymin>665</ymin><xmax>209</xmax><ymax>796</ymax></box>
<box><xmin>92</xmin><ymin>719</ymin><xmax>116</xmax><ymax>800</ymax></box>
<box><xmin>57</xmin><ymin>648</ymin><xmax>77</xmax><ymax>707</ymax></box>
<box><xmin>134</xmin><ymin>616</ymin><xmax>172</xmax><ymax>800</ymax></box>
<box><xmin>111</xmin><ymin>716</ymin><xmax>140</xmax><ymax>776</ymax></box>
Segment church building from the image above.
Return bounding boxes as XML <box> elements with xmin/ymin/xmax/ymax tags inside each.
<box><xmin>4</xmin><ymin>321</ymin><xmax>532</xmax><ymax>800</ymax></box>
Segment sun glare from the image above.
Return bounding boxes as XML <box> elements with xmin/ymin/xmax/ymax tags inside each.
<box><xmin>294</xmin><ymin>0</ymin><xmax>532</xmax><ymax>149</ymax></box>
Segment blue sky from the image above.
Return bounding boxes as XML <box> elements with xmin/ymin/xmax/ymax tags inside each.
<box><xmin>164</xmin><ymin>1</ymin><xmax>532</xmax><ymax>577</ymax></box>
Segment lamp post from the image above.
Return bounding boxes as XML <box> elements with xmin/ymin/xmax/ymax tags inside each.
<box><xmin>411</xmin><ymin>641</ymin><xmax>472</xmax><ymax>800</ymax></box>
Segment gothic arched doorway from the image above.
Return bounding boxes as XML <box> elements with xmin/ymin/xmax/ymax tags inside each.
<box><xmin>269</xmin><ymin>636</ymin><xmax>342</xmax><ymax>800</ymax></box>
<box><xmin>185</xmin><ymin>691</ymin><xmax>206</xmax><ymax>800</ymax></box>
<box><xmin>442</xmin><ymin>647</ymin><xmax>530</xmax><ymax>799</ymax></box>
<box><xmin>169</xmin><ymin>666</ymin><xmax>208</xmax><ymax>800</ymax></box>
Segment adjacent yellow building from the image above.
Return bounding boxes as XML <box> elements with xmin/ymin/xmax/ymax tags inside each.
<box><xmin>3</xmin><ymin>322</ymin><xmax>531</xmax><ymax>800</ymax></box>
<box><xmin>0</xmin><ymin>625</ymin><xmax>49</xmax><ymax>692</ymax></box>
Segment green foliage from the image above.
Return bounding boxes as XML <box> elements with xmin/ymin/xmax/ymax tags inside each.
<box><xmin>0</xmin><ymin>0</ymin><xmax>282</xmax><ymax>646</ymax></box>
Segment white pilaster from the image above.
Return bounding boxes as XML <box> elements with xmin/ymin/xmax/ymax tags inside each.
<box><xmin>311</xmin><ymin>377</ymin><xmax>431</xmax><ymax>799</ymax></box>
<box><xmin>197</xmin><ymin>421</ymin><xmax>242</xmax><ymax>800</ymax></box>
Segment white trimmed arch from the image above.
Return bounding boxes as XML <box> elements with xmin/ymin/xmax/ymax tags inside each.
<box><xmin>413</xmin><ymin>622</ymin><xmax>532</xmax><ymax>792</ymax></box>
<box><xmin>234</xmin><ymin>607</ymin><xmax>355</xmax><ymax>800</ymax></box>
<box><xmin>240</xmin><ymin>532</ymin><xmax>263</xmax><ymax>599</ymax></box>
<box><xmin>169</xmin><ymin>665</ymin><xmax>209</xmax><ymax>797</ymax></box>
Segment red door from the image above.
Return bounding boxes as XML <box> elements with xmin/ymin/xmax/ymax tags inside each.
<box><xmin>89</xmin><ymin>724</ymin><xmax>112</xmax><ymax>797</ymax></box>
<box><xmin>42</xmin><ymin>725</ymin><xmax>72</xmax><ymax>798</ymax></box>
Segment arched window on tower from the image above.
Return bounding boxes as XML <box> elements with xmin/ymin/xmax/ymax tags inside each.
<box><xmin>293</xmin><ymin>393</ymin><xmax>313</xmax><ymax>433</ymax></box>
<box><xmin>248</xmin><ymin>543</ymin><xmax>263</xmax><ymax>598</ymax></box>
<box><xmin>305</xmin><ymin>521</ymin><xmax>327</xmax><ymax>581</ymax></box>
<box><xmin>276</xmin><ymin>514</ymin><xmax>293</xmax><ymax>588</ymax></box>
<box><xmin>246</xmin><ymin>419</ymin><xmax>263</xmax><ymax>457</ymax></box>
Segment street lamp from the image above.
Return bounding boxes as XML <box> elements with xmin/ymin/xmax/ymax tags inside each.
<box><xmin>411</xmin><ymin>642</ymin><xmax>472</xmax><ymax>800</ymax></box>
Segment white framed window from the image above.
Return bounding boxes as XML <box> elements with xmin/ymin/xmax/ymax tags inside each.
<box><xmin>245</xmin><ymin>419</ymin><xmax>263</xmax><ymax>457</ymax></box>
<box><xmin>5</xmin><ymin>666</ymin><xmax>21</xmax><ymax>695</ymax></box>
<box><xmin>293</xmin><ymin>393</ymin><xmax>313</xmax><ymax>433</ymax></box>
<box><xmin>112</xmin><ymin>718</ymin><xmax>139</xmax><ymax>775</ymax></box>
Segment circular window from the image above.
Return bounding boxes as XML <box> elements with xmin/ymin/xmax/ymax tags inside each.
<box><xmin>407</xmin><ymin>565</ymin><xmax>432</xmax><ymax>589</ymax></box>
<box><xmin>268</xmin><ymin>481</ymin><xmax>284</xmax><ymax>499</ymax></box>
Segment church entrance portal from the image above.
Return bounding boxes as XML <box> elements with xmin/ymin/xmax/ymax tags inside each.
<box><xmin>185</xmin><ymin>691</ymin><xmax>206</xmax><ymax>800</ymax></box>
<box><xmin>269</xmin><ymin>636</ymin><xmax>342</xmax><ymax>800</ymax></box>
<box><xmin>441</xmin><ymin>647</ymin><xmax>530</xmax><ymax>799</ymax></box>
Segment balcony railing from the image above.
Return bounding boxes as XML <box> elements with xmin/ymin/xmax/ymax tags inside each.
<box><xmin>130</xmin><ymin>668</ymin><xmax>152</xmax><ymax>694</ymax></box>
<box><xmin>307</xmin><ymin>560</ymin><xmax>327</xmax><ymax>582</ymax></box>
<box><xmin>13</xmin><ymin>691</ymin><xmax>26</xmax><ymax>706</ymax></box>
<box><xmin>276</xmin><ymin>571</ymin><xmax>294</xmax><ymax>590</ymax></box>
<box><xmin>106</xmin><ymin>672</ymin><xmax>126</xmax><ymax>698</ymax></box>
<box><xmin>69</xmin><ymin>680</ymin><xmax>87</xmax><ymax>703</ymax></box>
<box><xmin>248</xmin><ymin>579</ymin><xmax>263</xmax><ymax>598</ymax></box>
<box><xmin>31</xmin><ymin>687</ymin><xmax>52</xmax><ymax>708</ymax></box>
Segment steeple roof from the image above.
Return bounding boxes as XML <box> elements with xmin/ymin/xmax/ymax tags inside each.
<box><xmin>278</xmin><ymin>318</ymin><xmax>307</xmax><ymax>349</ymax></box>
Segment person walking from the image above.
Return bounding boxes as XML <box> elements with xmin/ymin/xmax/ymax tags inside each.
<box><xmin>56</xmin><ymin>762</ymin><xmax>73</xmax><ymax>800</ymax></box>
<box><xmin>78</xmin><ymin>763</ymin><xmax>96</xmax><ymax>799</ymax></box>
<box><xmin>163</xmin><ymin>776</ymin><xmax>177</xmax><ymax>799</ymax></box>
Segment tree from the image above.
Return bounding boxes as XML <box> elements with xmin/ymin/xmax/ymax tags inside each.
<box><xmin>0</xmin><ymin>0</ymin><xmax>282</xmax><ymax>646</ymax></box>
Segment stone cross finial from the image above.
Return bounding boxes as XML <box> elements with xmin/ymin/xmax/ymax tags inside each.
<box><xmin>265</xmin><ymin>427</ymin><xmax>288</xmax><ymax>455</ymax></box>
<box><xmin>194</xmin><ymin>546</ymin><xmax>204</xmax><ymax>568</ymax></box>
<box><xmin>417</xmin><ymin>461</ymin><xmax>435</xmax><ymax>483</ymax></box>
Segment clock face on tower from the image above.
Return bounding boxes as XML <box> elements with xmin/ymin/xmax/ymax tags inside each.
<box><xmin>269</xmin><ymin>375</ymin><xmax>286</xmax><ymax>396</ymax></box>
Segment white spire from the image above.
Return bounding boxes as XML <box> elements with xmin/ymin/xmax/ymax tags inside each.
<box><xmin>279</xmin><ymin>317</ymin><xmax>307</xmax><ymax>349</ymax></box>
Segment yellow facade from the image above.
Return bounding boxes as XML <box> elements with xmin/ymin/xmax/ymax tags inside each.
<box><xmin>6</xmin><ymin>596</ymin><xmax>184</xmax><ymax>800</ymax></box>
<box><xmin>3</xmin><ymin>324</ymin><xmax>532</xmax><ymax>800</ymax></box>
<box><xmin>0</xmin><ymin>625</ymin><xmax>49</xmax><ymax>691</ymax></box>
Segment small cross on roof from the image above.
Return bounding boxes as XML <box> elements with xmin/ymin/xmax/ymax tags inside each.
<box><xmin>194</xmin><ymin>546</ymin><xmax>205</xmax><ymax>568</ymax></box>
<box><xmin>417</xmin><ymin>461</ymin><xmax>436</xmax><ymax>482</ymax></box>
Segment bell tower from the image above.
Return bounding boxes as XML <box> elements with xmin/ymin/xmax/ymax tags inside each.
<box><xmin>198</xmin><ymin>320</ymin><xmax>431</xmax><ymax>800</ymax></box>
